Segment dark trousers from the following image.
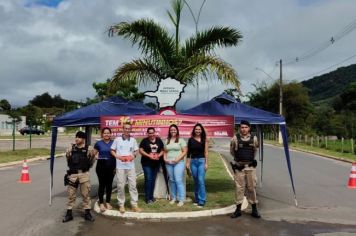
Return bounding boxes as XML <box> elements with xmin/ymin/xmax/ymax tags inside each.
<box><xmin>142</xmin><ymin>165</ymin><xmax>159</xmax><ymax>202</ymax></box>
<box><xmin>96</xmin><ymin>161</ymin><xmax>115</xmax><ymax>204</ymax></box>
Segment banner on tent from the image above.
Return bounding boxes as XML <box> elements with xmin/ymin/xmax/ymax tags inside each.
<box><xmin>100</xmin><ymin>115</ymin><xmax>234</xmax><ymax>138</ymax></box>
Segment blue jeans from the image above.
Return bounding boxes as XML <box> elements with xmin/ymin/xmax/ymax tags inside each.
<box><xmin>142</xmin><ymin>165</ymin><xmax>159</xmax><ymax>202</ymax></box>
<box><xmin>190</xmin><ymin>158</ymin><xmax>206</xmax><ymax>205</ymax></box>
<box><xmin>166</xmin><ymin>161</ymin><xmax>185</xmax><ymax>201</ymax></box>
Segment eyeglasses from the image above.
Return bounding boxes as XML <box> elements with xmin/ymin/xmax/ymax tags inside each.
<box><xmin>148</xmin><ymin>132</ymin><xmax>155</xmax><ymax>134</ymax></box>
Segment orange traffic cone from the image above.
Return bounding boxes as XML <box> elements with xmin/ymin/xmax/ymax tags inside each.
<box><xmin>18</xmin><ymin>159</ymin><xmax>31</xmax><ymax>183</ymax></box>
<box><xmin>347</xmin><ymin>162</ymin><xmax>356</xmax><ymax>189</ymax></box>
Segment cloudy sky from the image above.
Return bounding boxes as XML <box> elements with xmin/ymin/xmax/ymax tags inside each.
<box><xmin>1</xmin><ymin>0</ymin><xmax>356</xmax><ymax>109</ymax></box>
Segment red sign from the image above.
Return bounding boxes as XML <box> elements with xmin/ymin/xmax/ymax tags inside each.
<box><xmin>100</xmin><ymin>115</ymin><xmax>234</xmax><ymax>138</ymax></box>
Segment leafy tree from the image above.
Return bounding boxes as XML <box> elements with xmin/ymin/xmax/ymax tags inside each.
<box><xmin>0</xmin><ymin>99</ymin><xmax>11</xmax><ymax>111</ymax></box>
<box><xmin>224</xmin><ymin>88</ymin><xmax>241</xmax><ymax>102</ymax></box>
<box><xmin>248</xmin><ymin>81</ymin><xmax>315</xmax><ymax>135</ymax></box>
<box><xmin>339</xmin><ymin>82</ymin><xmax>356</xmax><ymax>111</ymax></box>
<box><xmin>7</xmin><ymin>109</ymin><xmax>22</xmax><ymax>123</ymax></box>
<box><xmin>30</xmin><ymin>92</ymin><xmax>52</xmax><ymax>108</ymax></box>
<box><xmin>20</xmin><ymin>105</ymin><xmax>44</xmax><ymax>127</ymax></box>
<box><xmin>108</xmin><ymin>0</ymin><xmax>242</xmax><ymax>93</ymax></box>
<box><xmin>90</xmin><ymin>78</ymin><xmax>145</xmax><ymax>104</ymax></box>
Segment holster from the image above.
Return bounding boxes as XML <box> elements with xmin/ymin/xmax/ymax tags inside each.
<box><xmin>230</xmin><ymin>161</ymin><xmax>245</xmax><ymax>172</ymax></box>
<box><xmin>64</xmin><ymin>172</ymin><xmax>79</xmax><ymax>188</ymax></box>
<box><xmin>248</xmin><ymin>159</ymin><xmax>258</xmax><ymax>168</ymax></box>
<box><xmin>64</xmin><ymin>174</ymin><xmax>69</xmax><ymax>186</ymax></box>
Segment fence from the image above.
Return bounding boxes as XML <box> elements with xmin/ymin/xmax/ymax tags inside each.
<box><xmin>265</xmin><ymin>133</ymin><xmax>355</xmax><ymax>155</ymax></box>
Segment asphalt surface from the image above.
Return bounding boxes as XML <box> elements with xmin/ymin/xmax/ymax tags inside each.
<box><xmin>1</xmin><ymin>137</ymin><xmax>356</xmax><ymax>236</ymax></box>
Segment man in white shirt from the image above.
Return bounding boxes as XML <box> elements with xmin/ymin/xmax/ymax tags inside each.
<box><xmin>111</xmin><ymin>122</ymin><xmax>141</xmax><ymax>213</ymax></box>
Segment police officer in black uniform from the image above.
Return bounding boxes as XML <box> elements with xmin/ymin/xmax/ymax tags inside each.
<box><xmin>63</xmin><ymin>131</ymin><xmax>95</xmax><ymax>223</ymax></box>
<box><xmin>230</xmin><ymin>120</ymin><xmax>261</xmax><ymax>218</ymax></box>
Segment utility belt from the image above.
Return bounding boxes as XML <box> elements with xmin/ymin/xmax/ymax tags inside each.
<box><xmin>67</xmin><ymin>169</ymin><xmax>89</xmax><ymax>175</ymax></box>
<box><xmin>230</xmin><ymin>160</ymin><xmax>257</xmax><ymax>173</ymax></box>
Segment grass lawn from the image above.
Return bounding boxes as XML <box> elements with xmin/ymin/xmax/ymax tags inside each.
<box><xmin>110</xmin><ymin>151</ymin><xmax>235</xmax><ymax>212</ymax></box>
<box><xmin>266</xmin><ymin>140</ymin><xmax>356</xmax><ymax>162</ymax></box>
<box><xmin>0</xmin><ymin>148</ymin><xmax>50</xmax><ymax>163</ymax></box>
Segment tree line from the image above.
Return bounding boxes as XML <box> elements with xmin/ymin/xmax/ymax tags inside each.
<box><xmin>248</xmin><ymin>81</ymin><xmax>356</xmax><ymax>139</ymax></box>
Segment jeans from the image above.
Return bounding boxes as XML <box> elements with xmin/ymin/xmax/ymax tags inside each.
<box><xmin>166</xmin><ymin>161</ymin><xmax>185</xmax><ymax>201</ymax></box>
<box><xmin>142</xmin><ymin>165</ymin><xmax>159</xmax><ymax>202</ymax></box>
<box><xmin>190</xmin><ymin>158</ymin><xmax>206</xmax><ymax>205</ymax></box>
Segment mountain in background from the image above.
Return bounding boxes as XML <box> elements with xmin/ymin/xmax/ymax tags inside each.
<box><xmin>301</xmin><ymin>63</ymin><xmax>356</xmax><ymax>106</ymax></box>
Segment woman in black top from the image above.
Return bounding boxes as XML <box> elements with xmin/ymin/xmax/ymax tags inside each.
<box><xmin>186</xmin><ymin>123</ymin><xmax>209</xmax><ymax>207</ymax></box>
<box><xmin>139</xmin><ymin>127</ymin><xmax>165</xmax><ymax>204</ymax></box>
<box><xmin>92</xmin><ymin>127</ymin><xmax>116</xmax><ymax>212</ymax></box>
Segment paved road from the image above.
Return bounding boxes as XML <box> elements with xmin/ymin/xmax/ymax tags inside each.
<box><xmin>1</xmin><ymin>138</ymin><xmax>356</xmax><ymax>235</ymax></box>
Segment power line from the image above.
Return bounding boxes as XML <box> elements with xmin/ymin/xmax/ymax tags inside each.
<box><xmin>291</xmin><ymin>53</ymin><xmax>356</xmax><ymax>81</ymax></box>
<box><xmin>282</xmin><ymin>18</ymin><xmax>356</xmax><ymax>65</ymax></box>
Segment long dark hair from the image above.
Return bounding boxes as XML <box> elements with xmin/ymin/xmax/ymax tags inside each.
<box><xmin>191</xmin><ymin>123</ymin><xmax>206</xmax><ymax>144</ymax></box>
<box><xmin>101</xmin><ymin>127</ymin><xmax>112</xmax><ymax>134</ymax></box>
<box><xmin>167</xmin><ymin>124</ymin><xmax>179</xmax><ymax>144</ymax></box>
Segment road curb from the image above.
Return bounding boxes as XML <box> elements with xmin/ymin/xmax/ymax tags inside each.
<box><xmin>94</xmin><ymin>152</ymin><xmax>248</xmax><ymax>219</ymax></box>
<box><xmin>94</xmin><ymin>201</ymin><xmax>236</xmax><ymax>219</ymax></box>
<box><xmin>265</xmin><ymin>143</ymin><xmax>354</xmax><ymax>163</ymax></box>
<box><xmin>0</xmin><ymin>153</ymin><xmax>64</xmax><ymax>168</ymax></box>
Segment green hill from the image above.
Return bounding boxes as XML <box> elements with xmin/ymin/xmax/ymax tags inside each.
<box><xmin>301</xmin><ymin>63</ymin><xmax>356</xmax><ymax>104</ymax></box>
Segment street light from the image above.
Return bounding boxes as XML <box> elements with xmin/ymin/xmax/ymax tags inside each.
<box><xmin>255</xmin><ymin>67</ymin><xmax>274</xmax><ymax>80</ymax></box>
<box><xmin>255</xmin><ymin>66</ymin><xmax>283</xmax><ymax>143</ymax></box>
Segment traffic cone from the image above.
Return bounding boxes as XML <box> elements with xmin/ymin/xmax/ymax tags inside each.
<box><xmin>18</xmin><ymin>159</ymin><xmax>31</xmax><ymax>183</ymax></box>
<box><xmin>347</xmin><ymin>162</ymin><xmax>356</xmax><ymax>189</ymax></box>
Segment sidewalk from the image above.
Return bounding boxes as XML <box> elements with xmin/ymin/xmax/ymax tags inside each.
<box><xmin>0</xmin><ymin>153</ymin><xmax>64</xmax><ymax>168</ymax></box>
<box><xmin>93</xmin><ymin>153</ymin><xmax>248</xmax><ymax>219</ymax></box>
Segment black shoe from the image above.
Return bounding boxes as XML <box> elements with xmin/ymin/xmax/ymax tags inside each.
<box><xmin>62</xmin><ymin>210</ymin><xmax>73</xmax><ymax>223</ymax></box>
<box><xmin>251</xmin><ymin>204</ymin><xmax>261</xmax><ymax>218</ymax></box>
<box><xmin>84</xmin><ymin>209</ymin><xmax>95</xmax><ymax>222</ymax></box>
<box><xmin>230</xmin><ymin>204</ymin><xmax>242</xmax><ymax>218</ymax></box>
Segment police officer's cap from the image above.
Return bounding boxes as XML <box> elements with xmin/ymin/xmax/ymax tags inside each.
<box><xmin>240</xmin><ymin>120</ymin><xmax>251</xmax><ymax>127</ymax></box>
<box><xmin>75</xmin><ymin>131</ymin><xmax>86</xmax><ymax>139</ymax></box>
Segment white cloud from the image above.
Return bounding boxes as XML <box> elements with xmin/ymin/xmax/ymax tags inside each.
<box><xmin>1</xmin><ymin>0</ymin><xmax>356</xmax><ymax>108</ymax></box>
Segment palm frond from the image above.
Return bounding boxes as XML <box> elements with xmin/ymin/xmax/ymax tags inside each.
<box><xmin>109</xmin><ymin>59</ymin><xmax>164</xmax><ymax>93</ymax></box>
<box><xmin>110</xmin><ymin>20</ymin><xmax>175</xmax><ymax>67</ymax></box>
<box><xmin>182</xmin><ymin>26</ymin><xmax>243</xmax><ymax>58</ymax></box>
<box><xmin>177</xmin><ymin>55</ymin><xmax>240</xmax><ymax>90</ymax></box>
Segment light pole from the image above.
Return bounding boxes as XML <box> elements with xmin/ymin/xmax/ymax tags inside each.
<box><xmin>255</xmin><ymin>66</ymin><xmax>283</xmax><ymax>143</ymax></box>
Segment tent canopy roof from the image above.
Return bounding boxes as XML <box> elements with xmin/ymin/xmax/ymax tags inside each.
<box><xmin>180</xmin><ymin>93</ymin><xmax>285</xmax><ymax>125</ymax></box>
<box><xmin>52</xmin><ymin>96</ymin><xmax>157</xmax><ymax>127</ymax></box>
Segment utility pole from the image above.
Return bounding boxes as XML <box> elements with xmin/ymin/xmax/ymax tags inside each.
<box><xmin>278</xmin><ymin>59</ymin><xmax>283</xmax><ymax>144</ymax></box>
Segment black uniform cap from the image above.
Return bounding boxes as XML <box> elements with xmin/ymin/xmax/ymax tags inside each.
<box><xmin>240</xmin><ymin>120</ymin><xmax>251</xmax><ymax>127</ymax></box>
<box><xmin>75</xmin><ymin>131</ymin><xmax>86</xmax><ymax>139</ymax></box>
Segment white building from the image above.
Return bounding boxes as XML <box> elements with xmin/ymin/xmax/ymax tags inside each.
<box><xmin>0</xmin><ymin>114</ymin><xmax>26</xmax><ymax>135</ymax></box>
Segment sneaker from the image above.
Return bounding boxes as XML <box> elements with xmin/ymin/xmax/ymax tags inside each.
<box><xmin>146</xmin><ymin>200</ymin><xmax>154</xmax><ymax>205</ymax></box>
<box><xmin>193</xmin><ymin>202</ymin><xmax>198</xmax><ymax>206</ymax></box>
<box><xmin>132</xmin><ymin>205</ymin><xmax>142</xmax><ymax>212</ymax></box>
<box><xmin>105</xmin><ymin>203</ymin><xmax>113</xmax><ymax>210</ymax></box>
<box><xmin>197</xmin><ymin>204</ymin><xmax>204</xmax><ymax>208</ymax></box>
<box><xmin>99</xmin><ymin>203</ymin><xmax>106</xmax><ymax>212</ymax></box>
<box><xmin>169</xmin><ymin>199</ymin><xmax>176</xmax><ymax>205</ymax></box>
<box><xmin>177</xmin><ymin>201</ymin><xmax>184</xmax><ymax>207</ymax></box>
<box><xmin>119</xmin><ymin>205</ymin><xmax>125</xmax><ymax>214</ymax></box>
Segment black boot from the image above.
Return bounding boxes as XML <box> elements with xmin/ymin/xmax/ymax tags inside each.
<box><xmin>84</xmin><ymin>209</ymin><xmax>95</xmax><ymax>222</ymax></box>
<box><xmin>230</xmin><ymin>204</ymin><xmax>242</xmax><ymax>218</ymax></box>
<box><xmin>62</xmin><ymin>209</ymin><xmax>73</xmax><ymax>223</ymax></box>
<box><xmin>251</xmin><ymin>204</ymin><xmax>261</xmax><ymax>218</ymax></box>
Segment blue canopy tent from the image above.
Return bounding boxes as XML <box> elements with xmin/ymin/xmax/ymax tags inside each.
<box><xmin>180</xmin><ymin>93</ymin><xmax>297</xmax><ymax>206</ymax></box>
<box><xmin>49</xmin><ymin>96</ymin><xmax>157</xmax><ymax>204</ymax></box>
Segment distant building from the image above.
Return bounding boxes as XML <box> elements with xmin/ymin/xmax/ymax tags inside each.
<box><xmin>0</xmin><ymin>114</ymin><xmax>26</xmax><ymax>135</ymax></box>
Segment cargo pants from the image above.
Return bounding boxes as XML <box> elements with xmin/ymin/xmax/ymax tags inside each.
<box><xmin>66</xmin><ymin>172</ymin><xmax>91</xmax><ymax>209</ymax></box>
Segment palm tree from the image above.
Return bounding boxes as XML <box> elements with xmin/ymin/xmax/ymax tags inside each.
<box><xmin>108</xmin><ymin>0</ymin><xmax>242</xmax><ymax>93</ymax></box>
